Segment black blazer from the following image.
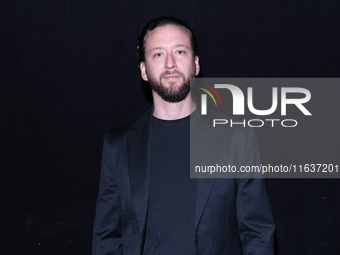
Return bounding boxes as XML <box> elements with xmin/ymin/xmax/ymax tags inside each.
<box><xmin>92</xmin><ymin>108</ymin><xmax>275</xmax><ymax>255</ymax></box>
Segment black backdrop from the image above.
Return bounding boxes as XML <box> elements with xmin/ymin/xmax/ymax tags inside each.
<box><xmin>1</xmin><ymin>0</ymin><xmax>339</xmax><ymax>254</ymax></box>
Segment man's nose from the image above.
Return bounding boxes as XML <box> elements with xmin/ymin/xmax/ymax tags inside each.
<box><xmin>165</xmin><ymin>54</ymin><xmax>176</xmax><ymax>69</ymax></box>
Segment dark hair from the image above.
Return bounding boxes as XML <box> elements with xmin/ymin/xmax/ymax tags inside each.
<box><xmin>137</xmin><ymin>16</ymin><xmax>199</xmax><ymax>63</ymax></box>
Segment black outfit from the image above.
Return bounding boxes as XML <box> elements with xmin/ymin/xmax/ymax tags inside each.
<box><xmin>92</xmin><ymin>108</ymin><xmax>275</xmax><ymax>255</ymax></box>
<box><xmin>143</xmin><ymin>116</ymin><xmax>196</xmax><ymax>254</ymax></box>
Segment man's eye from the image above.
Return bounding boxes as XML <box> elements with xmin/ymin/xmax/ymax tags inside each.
<box><xmin>154</xmin><ymin>53</ymin><xmax>162</xmax><ymax>57</ymax></box>
<box><xmin>177</xmin><ymin>50</ymin><xmax>186</xmax><ymax>54</ymax></box>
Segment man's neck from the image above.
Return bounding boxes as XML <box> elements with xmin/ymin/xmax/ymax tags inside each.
<box><xmin>152</xmin><ymin>91</ymin><xmax>196</xmax><ymax>120</ymax></box>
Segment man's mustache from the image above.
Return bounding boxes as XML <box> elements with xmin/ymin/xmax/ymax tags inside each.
<box><xmin>161</xmin><ymin>70</ymin><xmax>185</xmax><ymax>79</ymax></box>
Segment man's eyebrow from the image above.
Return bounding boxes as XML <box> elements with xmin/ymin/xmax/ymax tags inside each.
<box><xmin>173</xmin><ymin>44</ymin><xmax>191</xmax><ymax>49</ymax></box>
<box><xmin>149</xmin><ymin>44</ymin><xmax>191</xmax><ymax>51</ymax></box>
<box><xmin>149</xmin><ymin>47</ymin><xmax>163</xmax><ymax>52</ymax></box>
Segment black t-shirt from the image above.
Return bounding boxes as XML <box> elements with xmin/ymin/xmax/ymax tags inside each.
<box><xmin>143</xmin><ymin>115</ymin><xmax>196</xmax><ymax>255</ymax></box>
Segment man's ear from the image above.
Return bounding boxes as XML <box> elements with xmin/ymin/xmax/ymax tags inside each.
<box><xmin>140</xmin><ymin>62</ymin><xmax>148</xmax><ymax>81</ymax></box>
<box><xmin>195</xmin><ymin>56</ymin><xmax>200</xmax><ymax>76</ymax></box>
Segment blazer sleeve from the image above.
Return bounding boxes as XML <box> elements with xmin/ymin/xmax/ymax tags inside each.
<box><xmin>92</xmin><ymin>134</ymin><xmax>122</xmax><ymax>255</ymax></box>
<box><xmin>236</xmin><ymin>127</ymin><xmax>275</xmax><ymax>255</ymax></box>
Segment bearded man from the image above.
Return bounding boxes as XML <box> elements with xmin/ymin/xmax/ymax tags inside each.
<box><xmin>92</xmin><ymin>16</ymin><xmax>275</xmax><ymax>255</ymax></box>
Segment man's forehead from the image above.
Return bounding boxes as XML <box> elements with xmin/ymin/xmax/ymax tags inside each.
<box><xmin>144</xmin><ymin>25</ymin><xmax>192</xmax><ymax>50</ymax></box>
<box><xmin>149</xmin><ymin>44</ymin><xmax>190</xmax><ymax>52</ymax></box>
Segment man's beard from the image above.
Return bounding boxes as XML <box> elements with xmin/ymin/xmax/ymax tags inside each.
<box><xmin>147</xmin><ymin>70</ymin><xmax>194</xmax><ymax>103</ymax></box>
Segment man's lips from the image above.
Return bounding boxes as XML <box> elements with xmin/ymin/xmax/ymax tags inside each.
<box><xmin>162</xmin><ymin>74</ymin><xmax>181</xmax><ymax>80</ymax></box>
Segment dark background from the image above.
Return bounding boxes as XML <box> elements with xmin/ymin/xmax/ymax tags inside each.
<box><xmin>1</xmin><ymin>0</ymin><xmax>339</xmax><ymax>254</ymax></box>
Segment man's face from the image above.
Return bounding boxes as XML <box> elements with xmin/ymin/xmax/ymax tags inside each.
<box><xmin>140</xmin><ymin>24</ymin><xmax>200</xmax><ymax>102</ymax></box>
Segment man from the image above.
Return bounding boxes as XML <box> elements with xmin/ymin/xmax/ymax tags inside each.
<box><xmin>93</xmin><ymin>16</ymin><xmax>275</xmax><ymax>255</ymax></box>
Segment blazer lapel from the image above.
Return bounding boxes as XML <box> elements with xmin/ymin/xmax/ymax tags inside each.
<box><xmin>193</xmin><ymin>110</ymin><xmax>222</xmax><ymax>228</ymax></box>
<box><xmin>127</xmin><ymin>110</ymin><xmax>152</xmax><ymax>237</ymax></box>
<box><xmin>195</xmin><ymin>179</ymin><xmax>214</xmax><ymax>228</ymax></box>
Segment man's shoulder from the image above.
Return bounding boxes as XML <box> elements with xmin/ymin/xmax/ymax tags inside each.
<box><xmin>104</xmin><ymin>107</ymin><xmax>153</xmax><ymax>144</ymax></box>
